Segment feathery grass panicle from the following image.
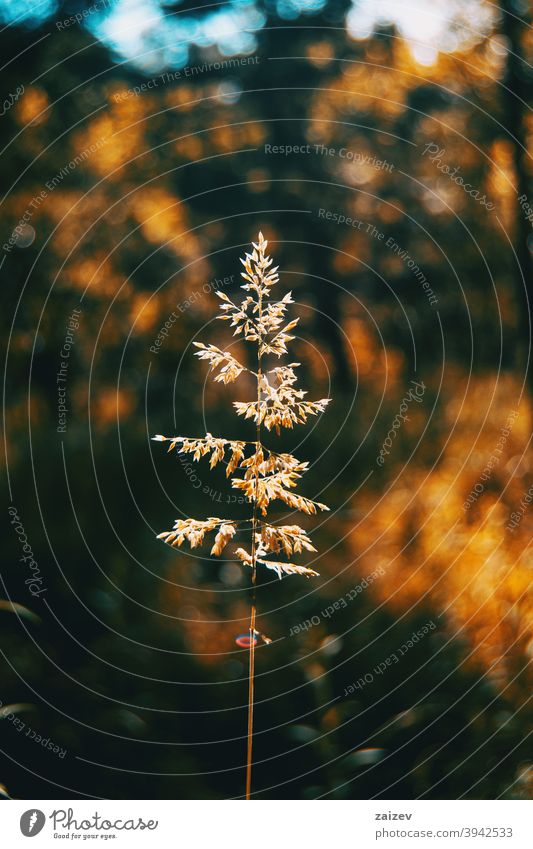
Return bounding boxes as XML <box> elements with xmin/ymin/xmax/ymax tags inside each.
<box><xmin>152</xmin><ymin>232</ymin><xmax>331</xmax><ymax>798</ymax></box>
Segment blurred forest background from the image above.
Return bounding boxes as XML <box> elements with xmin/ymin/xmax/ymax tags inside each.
<box><xmin>1</xmin><ymin>0</ymin><xmax>533</xmax><ymax>800</ymax></box>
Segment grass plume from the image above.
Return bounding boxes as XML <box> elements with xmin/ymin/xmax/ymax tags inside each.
<box><xmin>153</xmin><ymin>232</ymin><xmax>331</xmax><ymax>797</ymax></box>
